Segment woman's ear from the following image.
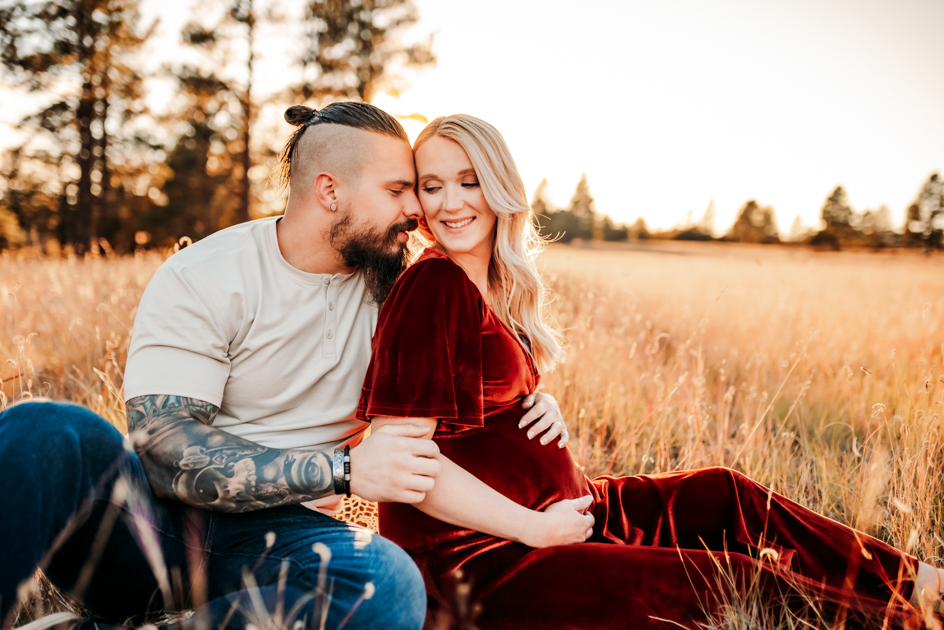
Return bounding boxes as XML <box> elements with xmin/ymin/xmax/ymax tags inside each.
<box><xmin>313</xmin><ymin>172</ymin><xmax>339</xmax><ymax>212</ymax></box>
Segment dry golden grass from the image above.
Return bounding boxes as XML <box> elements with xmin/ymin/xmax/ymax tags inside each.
<box><xmin>3</xmin><ymin>241</ymin><xmax>944</xmax><ymax>628</ymax></box>
<box><xmin>1</xmin><ymin>249</ymin><xmax>164</xmax><ymax>432</ymax></box>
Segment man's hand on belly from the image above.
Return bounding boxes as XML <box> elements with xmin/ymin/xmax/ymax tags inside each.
<box><xmin>126</xmin><ymin>394</ymin><xmax>335</xmax><ymax>512</ymax></box>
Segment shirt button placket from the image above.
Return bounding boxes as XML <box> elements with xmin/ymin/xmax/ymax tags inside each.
<box><xmin>325</xmin><ymin>277</ymin><xmax>336</xmax><ymax>357</ymax></box>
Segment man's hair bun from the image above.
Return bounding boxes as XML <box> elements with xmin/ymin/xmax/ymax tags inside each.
<box><xmin>284</xmin><ymin>105</ymin><xmax>316</xmax><ymax>127</ymax></box>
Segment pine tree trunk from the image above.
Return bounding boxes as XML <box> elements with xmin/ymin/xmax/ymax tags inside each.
<box><xmin>237</xmin><ymin>0</ymin><xmax>254</xmax><ymax>225</ymax></box>
<box><xmin>75</xmin><ymin>86</ymin><xmax>96</xmax><ymax>254</ymax></box>
<box><xmin>94</xmin><ymin>95</ymin><xmax>109</xmax><ymax>247</ymax></box>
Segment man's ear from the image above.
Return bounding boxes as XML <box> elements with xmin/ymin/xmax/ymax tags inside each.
<box><xmin>313</xmin><ymin>172</ymin><xmax>339</xmax><ymax>212</ymax></box>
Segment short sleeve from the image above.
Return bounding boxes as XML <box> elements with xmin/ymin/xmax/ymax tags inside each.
<box><xmin>357</xmin><ymin>257</ymin><xmax>484</xmax><ymax>433</ymax></box>
<box><xmin>123</xmin><ymin>265</ymin><xmax>232</xmax><ymax>406</ymax></box>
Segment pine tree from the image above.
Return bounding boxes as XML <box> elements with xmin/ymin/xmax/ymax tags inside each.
<box><xmin>787</xmin><ymin>216</ymin><xmax>808</xmax><ymax>242</ymax></box>
<box><xmin>297</xmin><ymin>0</ymin><xmax>435</xmax><ymax>103</ymax></box>
<box><xmin>530</xmin><ymin>179</ymin><xmax>554</xmax><ymax>218</ymax></box>
<box><xmin>629</xmin><ymin>217</ymin><xmax>649</xmax><ymax>241</ymax></box>
<box><xmin>821</xmin><ymin>186</ymin><xmax>853</xmax><ymax>230</ymax></box>
<box><xmin>698</xmin><ymin>200</ymin><xmax>716</xmax><ymax>237</ymax></box>
<box><xmin>140</xmin><ymin>71</ymin><xmax>237</xmax><ymax>246</ymax></box>
<box><xmin>177</xmin><ymin>0</ymin><xmax>261</xmax><ymax>226</ymax></box>
<box><xmin>567</xmin><ymin>173</ymin><xmax>597</xmax><ymax>240</ymax></box>
<box><xmin>727</xmin><ymin>200</ymin><xmax>779</xmax><ymax>244</ymax></box>
<box><xmin>0</xmin><ymin>0</ymin><xmax>153</xmax><ymax>252</ymax></box>
<box><xmin>908</xmin><ymin>173</ymin><xmax>944</xmax><ymax>253</ymax></box>
<box><xmin>813</xmin><ymin>185</ymin><xmax>861</xmax><ymax>250</ymax></box>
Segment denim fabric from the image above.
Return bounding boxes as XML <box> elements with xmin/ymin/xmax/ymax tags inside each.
<box><xmin>0</xmin><ymin>401</ymin><xmax>425</xmax><ymax>630</ymax></box>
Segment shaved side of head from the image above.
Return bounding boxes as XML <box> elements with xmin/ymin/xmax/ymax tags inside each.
<box><xmin>288</xmin><ymin>124</ymin><xmax>378</xmax><ymax>200</ymax></box>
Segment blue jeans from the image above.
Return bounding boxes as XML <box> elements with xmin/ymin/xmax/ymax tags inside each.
<box><xmin>0</xmin><ymin>401</ymin><xmax>425</xmax><ymax>629</ymax></box>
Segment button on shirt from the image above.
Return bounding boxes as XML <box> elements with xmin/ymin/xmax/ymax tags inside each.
<box><xmin>123</xmin><ymin>217</ymin><xmax>378</xmax><ymax>451</ymax></box>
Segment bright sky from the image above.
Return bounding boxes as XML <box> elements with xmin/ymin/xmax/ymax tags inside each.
<box><xmin>373</xmin><ymin>0</ymin><xmax>944</xmax><ymax>234</ymax></box>
<box><xmin>3</xmin><ymin>0</ymin><xmax>943</xmax><ymax>235</ymax></box>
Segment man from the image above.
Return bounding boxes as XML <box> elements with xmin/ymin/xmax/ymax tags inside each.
<box><xmin>0</xmin><ymin>102</ymin><xmax>567</xmax><ymax>630</ymax></box>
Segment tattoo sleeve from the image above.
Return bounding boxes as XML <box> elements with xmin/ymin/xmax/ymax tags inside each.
<box><xmin>125</xmin><ymin>394</ymin><xmax>335</xmax><ymax>512</ymax></box>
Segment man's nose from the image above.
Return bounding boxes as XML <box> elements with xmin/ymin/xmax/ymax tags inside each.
<box><xmin>402</xmin><ymin>188</ymin><xmax>422</xmax><ymax>219</ymax></box>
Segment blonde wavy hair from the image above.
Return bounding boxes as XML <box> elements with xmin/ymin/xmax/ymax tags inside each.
<box><xmin>413</xmin><ymin>114</ymin><xmax>564</xmax><ymax>373</ymax></box>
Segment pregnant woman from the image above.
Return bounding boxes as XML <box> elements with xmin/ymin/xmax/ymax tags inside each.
<box><xmin>356</xmin><ymin>114</ymin><xmax>940</xmax><ymax>629</ymax></box>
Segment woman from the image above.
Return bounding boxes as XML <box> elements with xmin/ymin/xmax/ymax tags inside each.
<box><xmin>356</xmin><ymin>114</ymin><xmax>940</xmax><ymax>629</ymax></box>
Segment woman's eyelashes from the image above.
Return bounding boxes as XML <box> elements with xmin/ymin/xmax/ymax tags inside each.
<box><xmin>421</xmin><ymin>182</ymin><xmax>479</xmax><ymax>194</ymax></box>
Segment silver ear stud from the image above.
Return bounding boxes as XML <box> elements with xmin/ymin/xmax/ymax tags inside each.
<box><xmin>330</xmin><ymin>203</ymin><xmax>337</xmax><ymax>211</ymax></box>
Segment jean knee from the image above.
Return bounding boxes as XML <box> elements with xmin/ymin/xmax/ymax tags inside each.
<box><xmin>0</xmin><ymin>401</ymin><xmax>122</xmax><ymax>449</ymax></box>
<box><xmin>0</xmin><ymin>401</ymin><xmax>141</xmax><ymax>494</ymax></box>
<box><xmin>360</xmin><ymin>536</ymin><xmax>425</xmax><ymax>628</ymax></box>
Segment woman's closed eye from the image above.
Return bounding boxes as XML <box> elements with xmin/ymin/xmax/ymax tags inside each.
<box><xmin>462</xmin><ymin>182</ymin><xmax>480</xmax><ymax>189</ymax></box>
<box><xmin>422</xmin><ymin>186</ymin><xmax>442</xmax><ymax>194</ymax></box>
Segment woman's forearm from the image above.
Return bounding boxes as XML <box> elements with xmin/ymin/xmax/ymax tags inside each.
<box><xmin>415</xmin><ymin>454</ymin><xmax>543</xmax><ymax>546</ymax></box>
<box><xmin>369</xmin><ymin>415</ymin><xmax>551</xmax><ymax>546</ymax></box>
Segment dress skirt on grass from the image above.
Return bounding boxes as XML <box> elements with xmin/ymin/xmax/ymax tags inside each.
<box><xmin>357</xmin><ymin>249</ymin><xmax>920</xmax><ymax>630</ymax></box>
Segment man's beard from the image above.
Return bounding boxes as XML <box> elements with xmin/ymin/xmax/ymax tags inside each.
<box><xmin>329</xmin><ymin>212</ymin><xmax>418</xmax><ymax>305</ymax></box>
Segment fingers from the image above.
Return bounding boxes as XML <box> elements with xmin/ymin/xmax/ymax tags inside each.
<box><xmin>521</xmin><ymin>392</ymin><xmax>537</xmax><ymax>409</ymax></box>
<box><xmin>402</xmin><ymin>473</ymin><xmax>436</xmax><ymax>493</ymax></box>
<box><xmin>376</xmin><ymin>423</ymin><xmax>432</xmax><ymax>438</ymax></box>
<box><xmin>408</xmin><ymin>454</ymin><xmax>442</xmax><ymax>478</ymax></box>
<box><xmin>558</xmin><ymin>426</ymin><xmax>570</xmax><ymax>448</ymax></box>
<box><xmin>572</xmin><ymin>495</ymin><xmax>594</xmax><ymax>511</ymax></box>
<box><xmin>538</xmin><ymin>420</ymin><xmax>563</xmax><ymax>445</ymax></box>
<box><xmin>518</xmin><ymin>396</ymin><xmax>570</xmax><ymax>447</ymax></box>
<box><xmin>523</xmin><ymin>408</ymin><xmax>552</xmax><ymax>436</ymax></box>
<box><xmin>526</xmin><ymin>412</ymin><xmax>561</xmax><ymax>444</ymax></box>
<box><xmin>409</xmin><ymin>438</ymin><xmax>441</xmax><ymax>458</ymax></box>
<box><xmin>582</xmin><ymin>512</ymin><xmax>595</xmax><ymax>541</ymax></box>
<box><xmin>517</xmin><ymin>404</ymin><xmax>543</xmax><ymax>429</ymax></box>
<box><xmin>397</xmin><ymin>490</ymin><xmax>427</xmax><ymax>504</ymax></box>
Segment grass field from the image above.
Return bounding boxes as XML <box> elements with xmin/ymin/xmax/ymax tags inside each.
<box><xmin>3</xmin><ymin>241</ymin><xmax>944</xmax><ymax>627</ymax></box>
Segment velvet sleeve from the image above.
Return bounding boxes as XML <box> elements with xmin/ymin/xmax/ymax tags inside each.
<box><xmin>357</xmin><ymin>257</ymin><xmax>485</xmax><ymax>433</ymax></box>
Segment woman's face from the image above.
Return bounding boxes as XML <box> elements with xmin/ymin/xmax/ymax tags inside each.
<box><xmin>414</xmin><ymin>136</ymin><xmax>497</xmax><ymax>261</ymax></box>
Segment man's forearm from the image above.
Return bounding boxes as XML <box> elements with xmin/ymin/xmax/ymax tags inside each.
<box><xmin>126</xmin><ymin>395</ymin><xmax>335</xmax><ymax>512</ymax></box>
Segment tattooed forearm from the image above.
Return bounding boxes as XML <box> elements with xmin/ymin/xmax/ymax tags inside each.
<box><xmin>125</xmin><ymin>394</ymin><xmax>335</xmax><ymax>512</ymax></box>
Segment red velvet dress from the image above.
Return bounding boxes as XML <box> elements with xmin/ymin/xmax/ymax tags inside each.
<box><xmin>357</xmin><ymin>249</ymin><xmax>919</xmax><ymax>630</ymax></box>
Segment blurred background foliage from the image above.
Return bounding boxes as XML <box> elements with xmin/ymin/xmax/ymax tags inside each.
<box><xmin>0</xmin><ymin>0</ymin><xmax>434</xmax><ymax>253</ymax></box>
<box><xmin>0</xmin><ymin>0</ymin><xmax>942</xmax><ymax>255</ymax></box>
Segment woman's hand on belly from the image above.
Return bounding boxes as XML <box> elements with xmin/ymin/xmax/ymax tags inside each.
<box><xmin>519</xmin><ymin>392</ymin><xmax>570</xmax><ymax>447</ymax></box>
<box><xmin>524</xmin><ymin>495</ymin><xmax>595</xmax><ymax>548</ymax></box>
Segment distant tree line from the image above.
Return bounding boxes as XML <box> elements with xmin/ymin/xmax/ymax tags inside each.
<box><xmin>0</xmin><ymin>0</ymin><xmax>433</xmax><ymax>253</ymax></box>
<box><xmin>531</xmin><ymin>174</ymin><xmax>944</xmax><ymax>253</ymax></box>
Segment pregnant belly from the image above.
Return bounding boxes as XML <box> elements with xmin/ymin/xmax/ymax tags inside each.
<box><xmin>378</xmin><ymin>404</ymin><xmax>590</xmax><ymax>556</ymax></box>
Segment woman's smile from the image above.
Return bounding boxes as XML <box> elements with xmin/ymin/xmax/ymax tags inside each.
<box><xmin>442</xmin><ymin>217</ymin><xmax>476</xmax><ymax>230</ymax></box>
